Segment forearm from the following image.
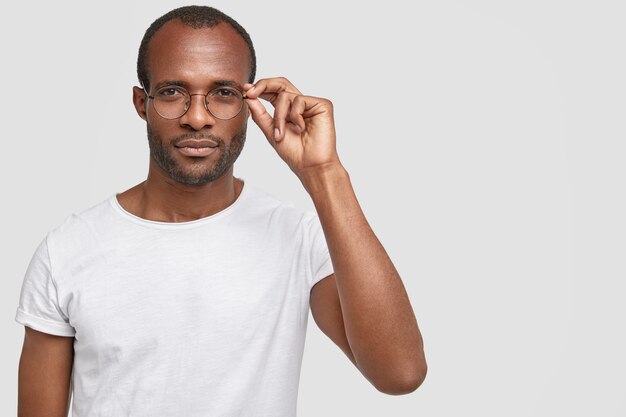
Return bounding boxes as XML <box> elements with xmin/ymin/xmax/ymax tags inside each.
<box><xmin>300</xmin><ymin>163</ymin><xmax>427</xmax><ymax>393</ymax></box>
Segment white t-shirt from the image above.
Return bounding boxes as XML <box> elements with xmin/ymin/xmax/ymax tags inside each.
<box><xmin>15</xmin><ymin>180</ymin><xmax>334</xmax><ymax>417</ymax></box>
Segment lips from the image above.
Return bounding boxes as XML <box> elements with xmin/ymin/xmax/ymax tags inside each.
<box><xmin>174</xmin><ymin>138</ymin><xmax>219</xmax><ymax>157</ymax></box>
<box><xmin>175</xmin><ymin>138</ymin><xmax>219</xmax><ymax>149</ymax></box>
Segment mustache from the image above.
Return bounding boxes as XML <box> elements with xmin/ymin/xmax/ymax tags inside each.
<box><xmin>171</xmin><ymin>133</ymin><xmax>223</xmax><ymax>147</ymax></box>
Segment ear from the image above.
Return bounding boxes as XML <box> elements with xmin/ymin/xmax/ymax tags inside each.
<box><xmin>132</xmin><ymin>86</ymin><xmax>148</xmax><ymax>121</ymax></box>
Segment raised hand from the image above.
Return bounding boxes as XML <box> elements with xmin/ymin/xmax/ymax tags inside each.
<box><xmin>244</xmin><ymin>77</ymin><xmax>342</xmax><ymax>181</ymax></box>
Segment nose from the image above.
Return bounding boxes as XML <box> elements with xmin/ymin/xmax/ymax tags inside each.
<box><xmin>179</xmin><ymin>94</ymin><xmax>216</xmax><ymax>130</ymax></box>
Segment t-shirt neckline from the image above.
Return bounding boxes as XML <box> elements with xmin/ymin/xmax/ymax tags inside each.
<box><xmin>110</xmin><ymin>179</ymin><xmax>250</xmax><ymax>229</ymax></box>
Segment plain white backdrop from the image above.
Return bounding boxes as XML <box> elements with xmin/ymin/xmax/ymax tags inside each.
<box><xmin>2</xmin><ymin>0</ymin><xmax>625</xmax><ymax>416</ymax></box>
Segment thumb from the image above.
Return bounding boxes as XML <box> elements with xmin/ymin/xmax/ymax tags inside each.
<box><xmin>245</xmin><ymin>98</ymin><xmax>277</xmax><ymax>146</ymax></box>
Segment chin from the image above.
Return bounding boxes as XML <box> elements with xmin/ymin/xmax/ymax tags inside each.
<box><xmin>169</xmin><ymin>164</ymin><xmax>231</xmax><ymax>186</ymax></box>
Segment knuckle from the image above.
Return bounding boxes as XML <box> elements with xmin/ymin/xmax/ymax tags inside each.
<box><xmin>276</xmin><ymin>102</ymin><xmax>288</xmax><ymax>114</ymax></box>
<box><xmin>293</xmin><ymin>95</ymin><xmax>306</xmax><ymax>109</ymax></box>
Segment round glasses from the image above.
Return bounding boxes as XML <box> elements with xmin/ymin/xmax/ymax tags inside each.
<box><xmin>146</xmin><ymin>85</ymin><xmax>245</xmax><ymax>120</ymax></box>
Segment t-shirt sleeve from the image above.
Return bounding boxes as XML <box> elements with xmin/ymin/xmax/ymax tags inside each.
<box><xmin>306</xmin><ymin>211</ymin><xmax>334</xmax><ymax>289</ymax></box>
<box><xmin>15</xmin><ymin>237</ymin><xmax>76</xmax><ymax>337</ymax></box>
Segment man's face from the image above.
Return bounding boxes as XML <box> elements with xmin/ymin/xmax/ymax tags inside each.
<box><xmin>134</xmin><ymin>20</ymin><xmax>251</xmax><ymax>185</ymax></box>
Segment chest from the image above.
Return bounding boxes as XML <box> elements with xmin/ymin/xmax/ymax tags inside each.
<box><xmin>63</xmin><ymin>235</ymin><xmax>309</xmax><ymax>350</ymax></box>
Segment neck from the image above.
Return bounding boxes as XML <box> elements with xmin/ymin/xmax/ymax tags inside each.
<box><xmin>117</xmin><ymin>165</ymin><xmax>243</xmax><ymax>223</ymax></box>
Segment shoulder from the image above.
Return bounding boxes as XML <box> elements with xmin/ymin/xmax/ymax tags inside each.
<box><xmin>50</xmin><ymin>196</ymin><xmax>114</xmax><ymax>233</ymax></box>
<box><xmin>45</xmin><ymin>196</ymin><xmax>117</xmax><ymax>256</ymax></box>
<box><xmin>243</xmin><ymin>184</ymin><xmax>316</xmax><ymax>227</ymax></box>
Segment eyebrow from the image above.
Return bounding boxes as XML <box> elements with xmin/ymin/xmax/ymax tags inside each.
<box><xmin>214</xmin><ymin>80</ymin><xmax>242</xmax><ymax>89</ymax></box>
<box><xmin>153</xmin><ymin>79</ymin><xmax>243</xmax><ymax>91</ymax></box>
<box><xmin>153</xmin><ymin>80</ymin><xmax>186</xmax><ymax>90</ymax></box>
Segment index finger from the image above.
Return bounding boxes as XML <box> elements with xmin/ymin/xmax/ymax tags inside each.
<box><xmin>244</xmin><ymin>77</ymin><xmax>302</xmax><ymax>102</ymax></box>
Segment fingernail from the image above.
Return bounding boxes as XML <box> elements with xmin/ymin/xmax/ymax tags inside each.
<box><xmin>274</xmin><ymin>128</ymin><xmax>280</xmax><ymax>139</ymax></box>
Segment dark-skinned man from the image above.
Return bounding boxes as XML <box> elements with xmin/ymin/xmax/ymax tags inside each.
<box><xmin>16</xmin><ymin>6</ymin><xmax>426</xmax><ymax>417</ymax></box>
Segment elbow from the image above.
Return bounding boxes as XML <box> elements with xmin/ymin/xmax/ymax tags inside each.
<box><xmin>373</xmin><ymin>359</ymin><xmax>428</xmax><ymax>395</ymax></box>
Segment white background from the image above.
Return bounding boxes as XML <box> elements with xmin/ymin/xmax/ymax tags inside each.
<box><xmin>2</xmin><ymin>0</ymin><xmax>625</xmax><ymax>416</ymax></box>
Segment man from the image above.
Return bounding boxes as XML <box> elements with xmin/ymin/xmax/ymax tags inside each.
<box><xmin>16</xmin><ymin>5</ymin><xmax>426</xmax><ymax>417</ymax></box>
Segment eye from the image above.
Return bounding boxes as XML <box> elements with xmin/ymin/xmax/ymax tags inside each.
<box><xmin>214</xmin><ymin>88</ymin><xmax>238</xmax><ymax>97</ymax></box>
<box><xmin>157</xmin><ymin>87</ymin><xmax>186</xmax><ymax>97</ymax></box>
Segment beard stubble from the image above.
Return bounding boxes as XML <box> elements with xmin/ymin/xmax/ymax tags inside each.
<box><xmin>146</xmin><ymin>123</ymin><xmax>247</xmax><ymax>186</ymax></box>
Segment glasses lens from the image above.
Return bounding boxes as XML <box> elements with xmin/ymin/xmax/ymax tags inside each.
<box><xmin>207</xmin><ymin>87</ymin><xmax>244</xmax><ymax>120</ymax></box>
<box><xmin>153</xmin><ymin>87</ymin><xmax>189</xmax><ymax>119</ymax></box>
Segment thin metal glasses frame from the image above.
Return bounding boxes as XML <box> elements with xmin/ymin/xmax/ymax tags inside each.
<box><xmin>143</xmin><ymin>85</ymin><xmax>245</xmax><ymax>120</ymax></box>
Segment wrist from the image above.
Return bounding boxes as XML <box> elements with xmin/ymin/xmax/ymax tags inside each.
<box><xmin>297</xmin><ymin>162</ymin><xmax>350</xmax><ymax>198</ymax></box>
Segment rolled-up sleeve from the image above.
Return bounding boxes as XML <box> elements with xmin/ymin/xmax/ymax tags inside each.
<box><xmin>15</xmin><ymin>237</ymin><xmax>75</xmax><ymax>337</ymax></box>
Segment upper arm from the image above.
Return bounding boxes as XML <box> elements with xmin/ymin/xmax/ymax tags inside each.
<box><xmin>18</xmin><ymin>326</ymin><xmax>74</xmax><ymax>417</ymax></box>
<box><xmin>309</xmin><ymin>273</ymin><xmax>357</xmax><ymax>367</ymax></box>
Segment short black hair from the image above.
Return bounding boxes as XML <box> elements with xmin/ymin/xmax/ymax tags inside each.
<box><xmin>137</xmin><ymin>5</ymin><xmax>256</xmax><ymax>91</ymax></box>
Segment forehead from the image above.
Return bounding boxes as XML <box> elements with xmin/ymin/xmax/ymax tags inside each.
<box><xmin>147</xmin><ymin>20</ymin><xmax>250</xmax><ymax>87</ymax></box>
